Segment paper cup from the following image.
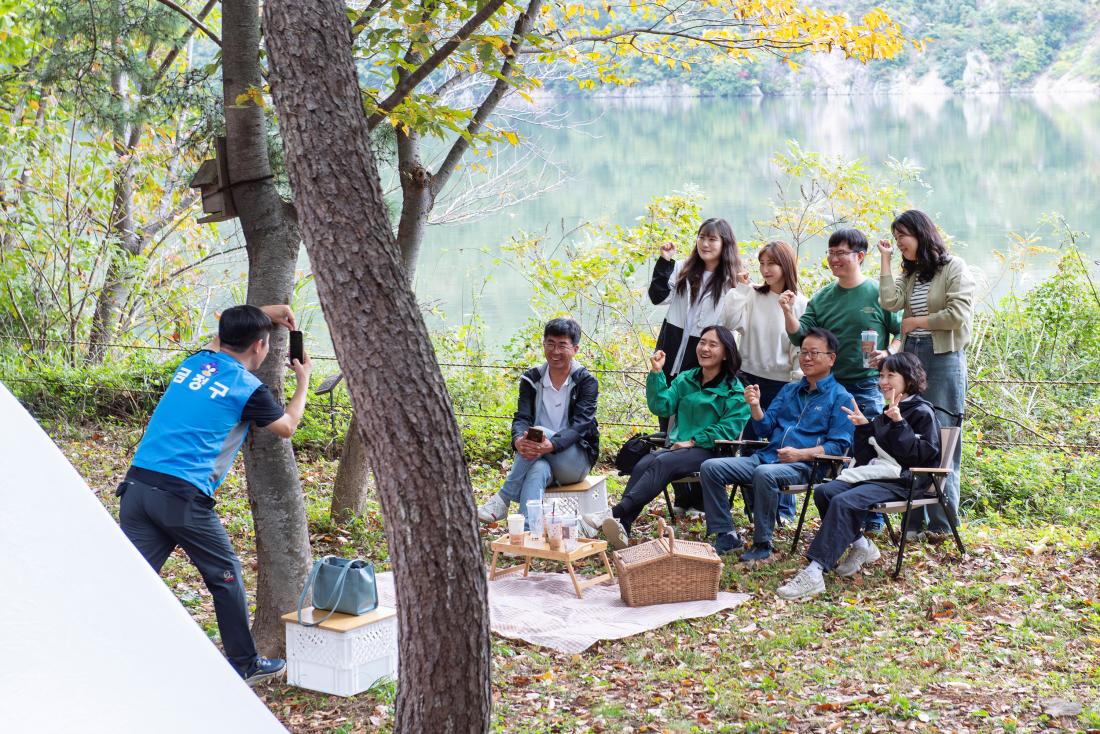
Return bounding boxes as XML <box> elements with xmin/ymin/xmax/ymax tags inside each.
<box><xmin>507</xmin><ymin>513</ymin><xmax>525</xmax><ymax>545</ymax></box>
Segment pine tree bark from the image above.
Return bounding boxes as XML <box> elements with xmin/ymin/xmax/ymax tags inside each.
<box><xmin>221</xmin><ymin>0</ymin><xmax>312</xmax><ymax>656</ymax></box>
<box><xmin>264</xmin><ymin>1</ymin><xmax>492</xmax><ymax>730</ymax></box>
<box><xmin>329</xmin><ymin>128</ymin><xmax>428</xmax><ymax>522</ymax></box>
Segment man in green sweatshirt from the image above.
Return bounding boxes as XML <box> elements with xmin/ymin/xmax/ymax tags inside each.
<box><xmin>780</xmin><ymin>228</ymin><xmax>901</xmax><ymax>533</ymax></box>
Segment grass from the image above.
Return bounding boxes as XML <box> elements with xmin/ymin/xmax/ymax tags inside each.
<box><xmin>53</xmin><ymin>422</ymin><xmax>1100</xmax><ymax>734</ymax></box>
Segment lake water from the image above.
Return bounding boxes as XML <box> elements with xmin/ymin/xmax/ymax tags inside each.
<box><xmin>409</xmin><ymin>94</ymin><xmax>1100</xmax><ymax>345</ymax></box>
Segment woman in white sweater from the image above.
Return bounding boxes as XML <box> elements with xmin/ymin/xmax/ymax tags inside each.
<box><xmin>720</xmin><ymin>240</ymin><xmax>807</xmax><ymax>521</ymax></box>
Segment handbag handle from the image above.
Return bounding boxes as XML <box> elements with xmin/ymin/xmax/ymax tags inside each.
<box><xmin>296</xmin><ymin>556</ymin><xmax>354</xmax><ymax>628</ymax></box>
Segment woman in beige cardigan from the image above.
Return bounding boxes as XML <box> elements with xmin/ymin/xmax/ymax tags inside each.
<box><xmin>878</xmin><ymin>209</ymin><xmax>975</xmax><ymax>537</ymax></box>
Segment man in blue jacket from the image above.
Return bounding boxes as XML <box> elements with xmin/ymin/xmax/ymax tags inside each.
<box><xmin>116</xmin><ymin>304</ymin><xmax>312</xmax><ymax>685</ymax></box>
<box><xmin>700</xmin><ymin>327</ymin><xmax>854</xmax><ymax>563</ymax></box>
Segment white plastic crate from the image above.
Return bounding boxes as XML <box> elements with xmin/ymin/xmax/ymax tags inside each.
<box><xmin>544</xmin><ymin>474</ymin><xmax>607</xmax><ymax>517</ymax></box>
<box><xmin>282</xmin><ymin>606</ymin><xmax>398</xmax><ymax>697</ymax></box>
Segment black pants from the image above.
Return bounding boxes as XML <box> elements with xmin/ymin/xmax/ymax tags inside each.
<box><xmin>613</xmin><ymin>447</ymin><xmax>714</xmax><ymax>533</ymax></box>
<box><xmin>806</xmin><ymin>479</ymin><xmax>911</xmax><ymax>570</ymax></box>
<box><xmin>118</xmin><ymin>478</ymin><xmax>257</xmax><ymax>673</ymax></box>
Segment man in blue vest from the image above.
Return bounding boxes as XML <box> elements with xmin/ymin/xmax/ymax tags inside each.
<box><xmin>116</xmin><ymin>304</ymin><xmax>312</xmax><ymax>685</ymax></box>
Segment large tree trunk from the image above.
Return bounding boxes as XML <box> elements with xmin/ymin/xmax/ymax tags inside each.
<box><xmin>264</xmin><ymin>2</ymin><xmax>492</xmax><ymax>731</ymax></box>
<box><xmin>222</xmin><ymin>0</ymin><xmax>312</xmax><ymax>656</ymax></box>
<box><xmin>329</xmin><ymin>128</ymin><xmax>430</xmax><ymax>521</ymax></box>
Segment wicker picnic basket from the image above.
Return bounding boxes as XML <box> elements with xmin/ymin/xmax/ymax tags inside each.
<box><xmin>612</xmin><ymin>518</ymin><xmax>722</xmax><ymax>607</ymax></box>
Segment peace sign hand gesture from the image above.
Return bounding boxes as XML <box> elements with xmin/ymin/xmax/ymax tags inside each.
<box><xmin>840</xmin><ymin>398</ymin><xmax>869</xmax><ymax>426</ymax></box>
<box><xmin>883</xmin><ymin>387</ymin><xmax>905</xmax><ymax>422</ymax></box>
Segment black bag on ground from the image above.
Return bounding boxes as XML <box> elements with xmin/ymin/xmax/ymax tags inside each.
<box><xmin>615</xmin><ymin>433</ymin><xmax>654</xmax><ymax>475</ymax></box>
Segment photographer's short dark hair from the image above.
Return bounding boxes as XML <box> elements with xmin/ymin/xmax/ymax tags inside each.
<box><xmin>544</xmin><ymin>318</ymin><xmax>581</xmax><ymax>346</ymax></box>
<box><xmin>219</xmin><ymin>305</ymin><xmax>273</xmax><ymax>351</ymax></box>
<box><xmin>828</xmin><ymin>228</ymin><xmax>869</xmax><ymax>254</ymax></box>
<box><xmin>803</xmin><ymin>326</ymin><xmax>839</xmax><ymax>354</ymax></box>
<box><xmin>881</xmin><ymin>351</ymin><xmax>928</xmax><ymax>395</ymax></box>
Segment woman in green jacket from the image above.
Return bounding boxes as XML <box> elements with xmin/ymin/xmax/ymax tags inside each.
<box><xmin>878</xmin><ymin>209</ymin><xmax>976</xmax><ymax>535</ymax></box>
<box><xmin>585</xmin><ymin>325</ymin><xmax>750</xmax><ymax>549</ymax></box>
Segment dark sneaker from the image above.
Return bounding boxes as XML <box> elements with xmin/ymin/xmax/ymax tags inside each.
<box><xmin>242</xmin><ymin>656</ymin><xmax>286</xmax><ymax>687</ymax></box>
<box><xmin>714</xmin><ymin>531</ymin><xmax>743</xmax><ymax>556</ymax></box>
<box><xmin>739</xmin><ymin>543</ymin><xmax>773</xmax><ymax>563</ymax></box>
<box><xmin>863</xmin><ymin>516</ymin><xmax>886</xmax><ymax>535</ymax></box>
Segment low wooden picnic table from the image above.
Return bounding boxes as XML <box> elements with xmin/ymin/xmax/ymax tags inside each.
<box><xmin>488</xmin><ymin>533</ymin><xmax>614</xmax><ymax>599</ymax></box>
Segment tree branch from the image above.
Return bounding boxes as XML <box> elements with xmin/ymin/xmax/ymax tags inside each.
<box><xmin>366</xmin><ymin>0</ymin><xmax>510</xmax><ymax>130</ymax></box>
<box><xmin>151</xmin><ymin>0</ymin><xmax>222</xmax><ymax>47</ymax></box>
<box><xmin>350</xmin><ymin>0</ymin><xmax>391</xmax><ymax>41</ymax></box>
<box><xmin>432</xmin><ymin>0</ymin><xmax>541</xmax><ymax>196</ymax></box>
<box><xmin>153</xmin><ymin>0</ymin><xmax>219</xmax><ymax>82</ymax></box>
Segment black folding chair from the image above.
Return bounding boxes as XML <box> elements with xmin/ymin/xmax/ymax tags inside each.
<box><xmin>780</xmin><ymin>454</ymin><xmax>854</xmax><ymax>554</ymax></box>
<box><xmin>869</xmin><ymin>426</ymin><xmax>966</xmax><ymax>577</ymax></box>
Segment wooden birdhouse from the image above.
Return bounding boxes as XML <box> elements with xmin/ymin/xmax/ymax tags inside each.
<box><xmin>189</xmin><ymin>136</ymin><xmax>237</xmax><ymax>223</ymax></box>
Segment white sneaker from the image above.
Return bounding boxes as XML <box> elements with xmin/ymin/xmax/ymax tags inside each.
<box><xmin>601</xmin><ymin>517</ymin><xmax>629</xmax><ymax>550</ymax></box>
<box><xmin>477</xmin><ymin>495</ymin><xmax>508</xmax><ymax>523</ymax></box>
<box><xmin>776</xmin><ymin>567</ymin><xmax>826</xmax><ymax>600</ymax></box>
<box><xmin>835</xmin><ymin>539</ymin><xmax>881</xmax><ymax>577</ymax></box>
<box><xmin>582</xmin><ymin>509</ymin><xmax>612</xmax><ymax>530</ymax></box>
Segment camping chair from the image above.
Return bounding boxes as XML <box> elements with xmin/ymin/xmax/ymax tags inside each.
<box><xmin>867</xmin><ymin>426</ymin><xmax>965</xmax><ymax>578</ymax></box>
<box><xmin>634</xmin><ymin>430</ymin><xmax>762</xmax><ymax>523</ymax></box>
<box><xmin>780</xmin><ymin>453</ymin><xmax>854</xmax><ymax>554</ymax></box>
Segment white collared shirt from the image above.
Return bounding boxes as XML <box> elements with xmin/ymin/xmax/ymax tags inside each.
<box><xmin>540</xmin><ymin>370</ymin><xmax>572</xmax><ymax>432</ymax></box>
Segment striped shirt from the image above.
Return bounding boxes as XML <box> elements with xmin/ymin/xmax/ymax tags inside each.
<box><xmin>909</xmin><ymin>279</ymin><xmax>932</xmax><ymax>336</ymax></box>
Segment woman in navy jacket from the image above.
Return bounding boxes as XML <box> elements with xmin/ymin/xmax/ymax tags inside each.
<box><xmin>777</xmin><ymin>352</ymin><xmax>941</xmax><ymax>600</ymax></box>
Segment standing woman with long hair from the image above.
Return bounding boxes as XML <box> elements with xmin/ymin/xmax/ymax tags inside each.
<box><xmin>721</xmin><ymin>240</ymin><xmax>807</xmax><ymax>522</ymax></box>
<box><xmin>878</xmin><ymin>209</ymin><xmax>975</xmax><ymax>537</ymax></box>
<box><xmin>649</xmin><ymin>217</ymin><xmax>742</xmax><ymax>515</ymax></box>
<box><xmin>650</xmin><ymin>218</ymin><xmax>743</xmax><ymax>386</ymax></box>
<box><xmin>721</xmin><ymin>240</ymin><xmax>806</xmax><ymax>416</ymax></box>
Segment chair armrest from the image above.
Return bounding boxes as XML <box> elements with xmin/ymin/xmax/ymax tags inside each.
<box><xmin>714</xmin><ymin>439</ymin><xmax>768</xmax><ymax>456</ymax></box>
<box><xmin>640</xmin><ymin>432</ymin><xmax>668</xmax><ymax>448</ymax></box>
<box><xmin>910</xmin><ymin>467</ymin><xmax>950</xmax><ymax>475</ymax></box>
<box><xmin>814</xmin><ymin>454</ymin><xmax>854</xmax><ymax>465</ymax></box>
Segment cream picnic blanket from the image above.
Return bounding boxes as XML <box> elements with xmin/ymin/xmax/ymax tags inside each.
<box><xmin>375</xmin><ymin>571</ymin><xmax>749</xmax><ymax>654</ymax></box>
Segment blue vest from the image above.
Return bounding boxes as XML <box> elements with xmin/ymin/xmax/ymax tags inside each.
<box><xmin>132</xmin><ymin>352</ymin><xmax>263</xmax><ymax>496</ymax></box>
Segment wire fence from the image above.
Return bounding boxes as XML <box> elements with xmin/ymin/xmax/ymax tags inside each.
<box><xmin>3</xmin><ymin>335</ymin><xmax>1098</xmax><ymax>453</ymax></box>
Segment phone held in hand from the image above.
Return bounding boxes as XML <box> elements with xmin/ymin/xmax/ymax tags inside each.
<box><xmin>525</xmin><ymin>427</ymin><xmax>544</xmax><ymax>444</ymax></box>
<box><xmin>289</xmin><ymin>330</ymin><xmax>305</xmax><ymax>364</ymax></box>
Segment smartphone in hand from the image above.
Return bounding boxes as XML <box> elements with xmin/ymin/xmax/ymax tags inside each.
<box><xmin>525</xmin><ymin>427</ymin><xmax>544</xmax><ymax>444</ymax></box>
<box><xmin>289</xmin><ymin>330</ymin><xmax>305</xmax><ymax>364</ymax></box>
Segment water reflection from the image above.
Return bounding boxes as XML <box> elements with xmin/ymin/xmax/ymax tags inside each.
<box><xmin>412</xmin><ymin>95</ymin><xmax>1099</xmax><ymax>342</ymax></box>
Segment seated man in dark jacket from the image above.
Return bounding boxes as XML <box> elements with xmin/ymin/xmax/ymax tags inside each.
<box><xmin>477</xmin><ymin>318</ymin><xmax>599</xmax><ymax>528</ymax></box>
<box><xmin>700</xmin><ymin>327</ymin><xmax>854</xmax><ymax>563</ymax></box>
<box><xmin>776</xmin><ymin>351</ymin><xmax>941</xmax><ymax>600</ymax></box>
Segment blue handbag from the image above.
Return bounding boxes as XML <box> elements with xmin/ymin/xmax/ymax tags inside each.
<box><xmin>296</xmin><ymin>555</ymin><xmax>378</xmax><ymax>627</ymax></box>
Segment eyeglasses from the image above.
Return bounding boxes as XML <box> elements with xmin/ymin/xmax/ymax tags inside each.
<box><xmin>826</xmin><ymin>249</ymin><xmax>858</xmax><ymax>260</ymax></box>
<box><xmin>543</xmin><ymin>340</ymin><xmax>575</xmax><ymax>353</ymax></box>
<box><xmin>798</xmin><ymin>349</ymin><xmax>835</xmax><ymax>359</ymax></box>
